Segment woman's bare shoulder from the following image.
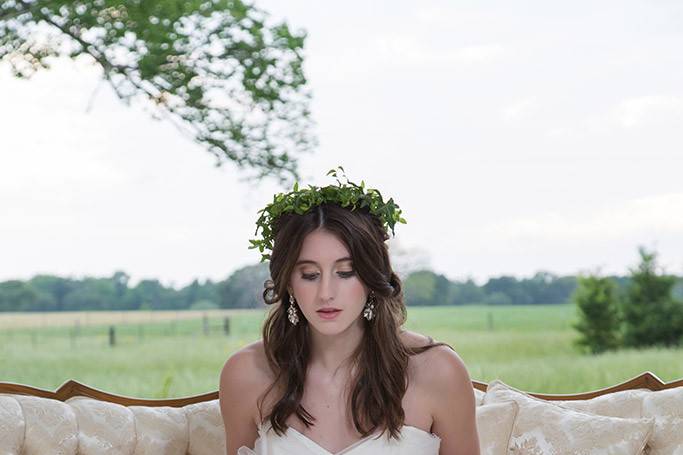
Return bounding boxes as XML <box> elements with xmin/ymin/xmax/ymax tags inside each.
<box><xmin>399</xmin><ymin>328</ymin><xmax>436</xmax><ymax>348</ymax></box>
<box><xmin>400</xmin><ymin>328</ymin><xmax>453</xmax><ymax>356</ymax></box>
<box><xmin>219</xmin><ymin>340</ymin><xmax>277</xmax><ymax>424</ymax></box>
<box><xmin>399</xmin><ymin>329</ymin><xmax>464</xmax><ymax>380</ymax></box>
<box><xmin>402</xmin><ymin>329</ymin><xmax>472</xmax><ymax>397</ymax></box>
<box><xmin>219</xmin><ymin>340</ymin><xmax>278</xmax><ymax>452</ymax></box>
<box><xmin>221</xmin><ymin>339</ymin><xmax>275</xmax><ymax>387</ymax></box>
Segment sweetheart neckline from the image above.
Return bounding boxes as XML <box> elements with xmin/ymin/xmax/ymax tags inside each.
<box><xmin>256</xmin><ymin>421</ymin><xmax>441</xmax><ymax>455</ymax></box>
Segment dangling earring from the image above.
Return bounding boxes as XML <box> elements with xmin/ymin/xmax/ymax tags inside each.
<box><xmin>288</xmin><ymin>294</ymin><xmax>299</xmax><ymax>325</ymax></box>
<box><xmin>363</xmin><ymin>291</ymin><xmax>376</xmax><ymax>321</ymax></box>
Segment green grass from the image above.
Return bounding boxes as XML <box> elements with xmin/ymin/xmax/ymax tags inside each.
<box><xmin>0</xmin><ymin>305</ymin><xmax>681</xmax><ymax>398</ymax></box>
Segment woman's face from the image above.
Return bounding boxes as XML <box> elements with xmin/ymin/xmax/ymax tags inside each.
<box><xmin>288</xmin><ymin>228</ymin><xmax>369</xmax><ymax>336</ymax></box>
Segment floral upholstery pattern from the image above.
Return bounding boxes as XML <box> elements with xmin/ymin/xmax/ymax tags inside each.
<box><xmin>483</xmin><ymin>380</ymin><xmax>655</xmax><ymax>455</ymax></box>
<box><xmin>476</xmin><ymin>401</ymin><xmax>518</xmax><ymax>455</ymax></box>
<box><xmin>0</xmin><ymin>395</ymin><xmax>24</xmax><ymax>454</ymax></box>
<box><xmin>0</xmin><ymin>393</ymin><xmax>226</xmax><ymax>455</ymax></box>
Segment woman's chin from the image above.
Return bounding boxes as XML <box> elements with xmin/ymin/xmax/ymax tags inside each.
<box><xmin>310</xmin><ymin>322</ymin><xmax>346</xmax><ymax>336</ymax></box>
<box><xmin>308</xmin><ymin>316</ymin><xmax>363</xmax><ymax>336</ymax></box>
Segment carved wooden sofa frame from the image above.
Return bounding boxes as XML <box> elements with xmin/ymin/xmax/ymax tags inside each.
<box><xmin>1</xmin><ymin>371</ymin><xmax>681</xmax><ymax>405</ymax></box>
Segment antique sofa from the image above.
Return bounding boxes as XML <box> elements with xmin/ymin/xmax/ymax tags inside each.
<box><xmin>1</xmin><ymin>371</ymin><xmax>682</xmax><ymax>454</ymax></box>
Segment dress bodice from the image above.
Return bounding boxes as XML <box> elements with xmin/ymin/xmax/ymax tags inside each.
<box><xmin>237</xmin><ymin>420</ymin><xmax>441</xmax><ymax>455</ymax></box>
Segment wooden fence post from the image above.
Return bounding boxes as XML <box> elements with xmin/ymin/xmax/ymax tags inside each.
<box><xmin>203</xmin><ymin>314</ymin><xmax>209</xmax><ymax>336</ymax></box>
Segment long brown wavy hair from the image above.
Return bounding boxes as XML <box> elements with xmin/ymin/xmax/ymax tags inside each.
<box><xmin>258</xmin><ymin>202</ymin><xmax>452</xmax><ymax>441</ymax></box>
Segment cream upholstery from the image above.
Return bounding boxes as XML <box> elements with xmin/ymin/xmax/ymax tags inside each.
<box><xmin>484</xmin><ymin>380</ymin><xmax>655</xmax><ymax>454</ymax></box>
<box><xmin>128</xmin><ymin>405</ymin><xmax>188</xmax><ymax>454</ymax></box>
<box><xmin>555</xmin><ymin>386</ymin><xmax>683</xmax><ymax>455</ymax></box>
<box><xmin>2</xmin><ymin>382</ymin><xmax>683</xmax><ymax>455</ymax></box>
<box><xmin>554</xmin><ymin>388</ymin><xmax>650</xmax><ymax>418</ymax></box>
<box><xmin>0</xmin><ymin>393</ymin><xmax>226</xmax><ymax>455</ymax></box>
<box><xmin>474</xmin><ymin>387</ymin><xmax>486</xmax><ymax>406</ymax></box>
<box><xmin>12</xmin><ymin>394</ymin><xmax>79</xmax><ymax>453</ymax></box>
<box><xmin>0</xmin><ymin>395</ymin><xmax>24</xmax><ymax>454</ymax></box>
<box><xmin>475</xmin><ymin>401</ymin><xmax>518</xmax><ymax>455</ymax></box>
<box><xmin>641</xmin><ymin>387</ymin><xmax>683</xmax><ymax>455</ymax></box>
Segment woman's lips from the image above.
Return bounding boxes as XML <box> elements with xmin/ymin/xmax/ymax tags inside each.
<box><xmin>316</xmin><ymin>309</ymin><xmax>342</xmax><ymax>320</ymax></box>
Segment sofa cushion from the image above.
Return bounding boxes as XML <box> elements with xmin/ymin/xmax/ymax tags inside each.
<box><xmin>640</xmin><ymin>386</ymin><xmax>683</xmax><ymax>455</ymax></box>
<box><xmin>66</xmin><ymin>396</ymin><xmax>136</xmax><ymax>454</ymax></box>
<box><xmin>552</xmin><ymin>385</ymin><xmax>683</xmax><ymax>455</ymax></box>
<box><xmin>0</xmin><ymin>395</ymin><xmax>24</xmax><ymax>455</ymax></box>
<box><xmin>484</xmin><ymin>380</ymin><xmax>654</xmax><ymax>454</ymax></box>
<box><xmin>129</xmin><ymin>404</ymin><xmax>189</xmax><ymax>454</ymax></box>
<box><xmin>476</xmin><ymin>400</ymin><xmax>517</xmax><ymax>455</ymax></box>
<box><xmin>11</xmin><ymin>394</ymin><xmax>79</xmax><ymax>454</ymax></box>
<box><xmin>183</xmin><ymin>399</ymin><xmax>227</xmax><ymax>455</ymax></box>
<box><xmin>474</xmin><ymin>388</ymin><xmax>485</xmax><ymax>406</ymax></box>
<box><xmin>554</xmin><ymin>388</ymin><xmax>650</xmax><ymax>418</ymax></box>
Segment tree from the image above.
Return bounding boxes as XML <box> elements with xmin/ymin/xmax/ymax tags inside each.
<box><xmin>484</xmin><ymin>291</ymin><xmax>512</xmax><ymax>306</ymax></box>
<box><xmin>0</xmin><ymin>280</ymin><xmax>39</xmax><ymax>311</ymax></box>
<box><xmin>218</xmin><ymin>262</ymin><xmax>270</xmax><ymax>308</ymax></box>
<box><xmin>483</xmin><ymin>275</ymin><xmax>532</xmax><ymax>305</ymax></box>
<box><xmin>0</xmin><ymin>0</ymin><xmax>314</xmax><ymax>184</ymax></box>
<box><xmin>403</xmin><ymin>270</ymin><xmax>451</xmax><ymax>306</ymax></box>
<box><xmin>571</xmin><ymin>273</ymin><xmax>620</xmax><ymax>354</ymax></box>
<box><xmin>29</xmin><ymin>274</ymin><xmax>76</xmax><ymax>310</ymax></box>
<box><xmin>451</xmin><ymin>277</ymin><xmax>486</xmax><ymax>305</ymax></box>
<box><xmin>621</xmin><ymin>246</ymin><xmax>683</xmax><ymax>348</ymax></box>
<box><xmin>111</xmin><ymin>270</ymin><xmax>129</xmax><ymax>299</ymax></box>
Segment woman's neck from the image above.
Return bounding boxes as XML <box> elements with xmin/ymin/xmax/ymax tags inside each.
<box><xmin>308</xmin><ymin>318</ymin><xmax>365</xmax><ymax>379</ymax></box>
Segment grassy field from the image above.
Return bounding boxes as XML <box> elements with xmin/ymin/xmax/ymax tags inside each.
<box><xmin>1</xmin><ymin>304</ymin><xmax>681</xmax><ymax>399</ymax></box>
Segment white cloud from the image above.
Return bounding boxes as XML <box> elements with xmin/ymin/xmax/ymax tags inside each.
<box><xmin>500</xmin><ymin>96</ymin><xmax>538</xmax><ymax>123</ymax></box>
<box><xmin>479</xmin><ymin>192</ymin><xmax>683</xmax><ymax>244</ymax></box>
<box><xmin>613</xmin><ymin>95</ymin><xmax>683</xmax><ymax>128</ymax></box>
<box><xmin>586</xmin><ymin>95</ymin><xmax>683</xmax><ymax>132</ymax></box>
<box><xmin>373</xmin><ymin>35</ymin><xmax>505</xmax><ymax>66</ymax></box>
<box><xmin>544</xmin><ymin>126</ymin><xmax>578</xmax><ymax>138</ymax></box>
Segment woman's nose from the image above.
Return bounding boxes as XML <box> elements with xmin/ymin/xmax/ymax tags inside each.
<box><xmin>318</xmin><ymin>272</ymin><xmax>335</xmax><ymax>301</ymax></box>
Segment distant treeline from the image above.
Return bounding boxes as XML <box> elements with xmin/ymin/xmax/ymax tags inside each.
<box><xmin>2</xmin><ymin>265</ymin><xmax>682</xmax><ymax>312</ymax></box>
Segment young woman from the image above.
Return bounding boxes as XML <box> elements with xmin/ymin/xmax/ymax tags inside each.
<box><xmin>219</xmin><ymin>176</ymin><xmax>480</xmax><ymax>455</ymax></box>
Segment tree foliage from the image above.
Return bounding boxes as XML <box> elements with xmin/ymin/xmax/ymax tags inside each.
<box><xmin>621</xmin><ymin>246</ymin><xmax>683</xmax><ymax>348</ymax></box>
<box><xmin>0</xmin><ymin>0</ymin><xmax>315</xmax><ymax>184</ymax></box>
<box><xmin>403</xmin><ymin>269</ymin><xmax>452</xmax><ymax>306</ymax></box>
<box><xmin>572</xmin><ymin>273</ymin><xmax>621</xmax><ymax>354</ymax></box>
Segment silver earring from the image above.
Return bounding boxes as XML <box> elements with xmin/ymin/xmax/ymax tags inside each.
<box><xmin>363</xmin><ymin>292</ymin><xmax>376</xmax><ymax>321</ymax></box>
<box><xmin>288</xmin><ymin>294</ymin><xmax>299</xmax><ymax>325</ymax></box>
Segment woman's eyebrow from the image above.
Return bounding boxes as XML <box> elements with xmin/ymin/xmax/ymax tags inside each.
<box><xmin>295</xmin><ymin>256</ymin><xmax>352</xmax><ymax>266</ymax></box>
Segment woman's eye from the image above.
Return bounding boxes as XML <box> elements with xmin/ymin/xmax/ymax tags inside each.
<box><xmin>300</xmin><ymin>271</ymin><xmax>355</xmax><ymax>280</ymax></box>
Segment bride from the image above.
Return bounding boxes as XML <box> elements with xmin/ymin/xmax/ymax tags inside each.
<box><xmin>219</xmin><ymin>171</ymin><xmax>480</xmax><ymax>454</ymax></box>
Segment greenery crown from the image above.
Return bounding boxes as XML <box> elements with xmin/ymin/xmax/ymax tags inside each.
<box><xmin>249</xmin><ymin>166</ymin><xmax>407</xmax><ymax>262</ymax></box>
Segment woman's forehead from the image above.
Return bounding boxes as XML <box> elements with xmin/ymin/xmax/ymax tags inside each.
<box><xmin>299</xmin><ymin>229</ymin><xmax>350</xmax><ymax>256</ymax></box>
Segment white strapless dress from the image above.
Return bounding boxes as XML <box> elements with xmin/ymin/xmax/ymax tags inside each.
<box><xmin>237</xmin><ymin>420</ymin><xmax>441</xmax><ymax>455</ymax></box>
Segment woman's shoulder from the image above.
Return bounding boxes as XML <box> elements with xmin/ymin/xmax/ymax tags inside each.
<box><xmin>221</xmin><ymin>339</ymin><xmax>275</xmax><ymax>386</ymax></box>
<box><xmin>399</xmin><ymin>329</ymin><xmax>455</xmax><ymax>359</ymax></box>
<box><xmin>219</xmin><ymin>339</ymin><xmax>276</xmax><ymax>422</ymax></box>
<box><xmin>399</xmin><ymin>329</ymin><xmax>468</xmax><ymax>384</ymax></box>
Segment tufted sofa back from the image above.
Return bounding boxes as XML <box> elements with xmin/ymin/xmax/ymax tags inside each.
<box><xmin>2</xmin><ymin>371</ymin><xmax>682</xmax><ymax>455</ymax></box>
<box><xmin>0</xmin><ymin>392</ymin><xmax>225</xmax><ymax>454</ymax></box>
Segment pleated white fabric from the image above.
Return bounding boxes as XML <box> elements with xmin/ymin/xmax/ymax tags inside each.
<box><xmin>237</xmin><ymin>420</ymin><xmax>441</xmax><ymax>455</ymax></box>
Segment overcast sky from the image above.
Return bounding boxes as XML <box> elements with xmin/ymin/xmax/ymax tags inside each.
<box><xmin>2</xmin><ymin>0</ymin><xmax>682</xmax><ymax>289</ymax></box>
